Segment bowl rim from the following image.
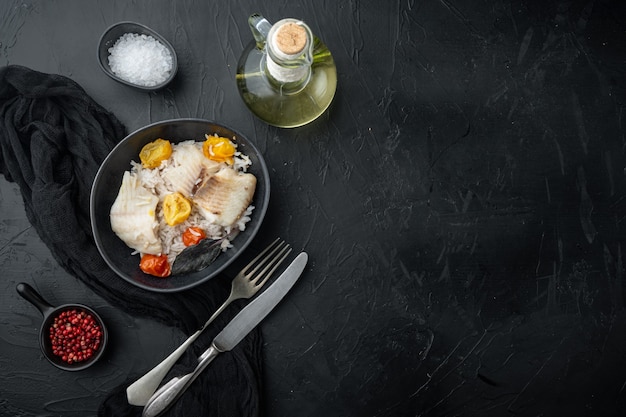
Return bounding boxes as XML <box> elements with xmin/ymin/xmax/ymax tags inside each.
<box><xmin>91</xmin><ymin>118</ymin><xmax>271</xmax><ymax>292</ymax></box>
<box><xmin>97</xmin><ymin>20</ymin><xmax>178</xmax><ymax>91</ymax></box>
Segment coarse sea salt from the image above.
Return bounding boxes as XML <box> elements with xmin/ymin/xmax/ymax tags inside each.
<box><xmin>108</xmin><ymin>33</ymin><xmax>173</xmax><ymax>87</ymax></box>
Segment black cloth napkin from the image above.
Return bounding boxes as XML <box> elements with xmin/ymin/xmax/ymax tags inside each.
<box><xmin>0</xmin><ymin>65</ymin><xmax>262</xmax><ymax>417</ymax></box>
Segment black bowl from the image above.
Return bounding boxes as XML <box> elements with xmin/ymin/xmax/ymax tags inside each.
<box><xmin>16</xmin><ymin>283</ymin><xmax>108</xmax><ymax>371</ymax></box>
<box><xmin>97</xmin><ymin>21</ymin><xmax>178</xmax><ymax>91</ymax></box>
<box><xmin>90</xmin><ymin>119</ymin><xmax>270</xmax><ymax>292</ymax></box>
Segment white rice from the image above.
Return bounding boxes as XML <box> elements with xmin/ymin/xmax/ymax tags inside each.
<box><xmin>129</xmin><ymin>137</ymin><xmax>254</xmax><ymax>264</ymax></box>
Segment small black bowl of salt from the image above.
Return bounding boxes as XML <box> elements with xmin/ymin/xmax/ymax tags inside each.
<box><xmin>98</xmin><ymin>21</ymin><xmax>177</xmax><ymax>91</ymax></box>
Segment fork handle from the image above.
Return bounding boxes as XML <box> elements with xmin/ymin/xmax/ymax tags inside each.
<box><xmin>142</xmin><ymin>344</ymin><xmax>221</xmax><ymax>417</ymax></box>
<box><xmin>126</xmin><ymin>295</ymin><xmax>235</xmax><ymax>406</ymax></box>
<box><xmin>126</xmin><ymin>328</ymin><xmax>202</xmax><ymax>406</ymax></box>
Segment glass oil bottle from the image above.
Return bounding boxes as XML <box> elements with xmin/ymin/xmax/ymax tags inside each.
<box><xmin>236</xmin><ymin>14</ymin><xmax>337</xmax><ymax>128</ymax></box>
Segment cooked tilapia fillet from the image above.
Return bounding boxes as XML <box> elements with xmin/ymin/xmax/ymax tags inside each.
<box><xmin>193</xmin><ymin>168</ymin><xmax>256</xmax><ymax>227</ymax></box>
<box><xmin>110</xmin><ymin>171</ymin><xmax>162</xmax><ymax>254</ymax></box>
<box><xmin>161</xmin><ymin>141</ymin><xmax>220</xmax><ymax>197</ymax></box>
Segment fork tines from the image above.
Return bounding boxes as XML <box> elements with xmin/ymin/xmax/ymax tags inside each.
<box><xmin>243</xmin><ymin>238</ymin><xmax>292</xmax><ymax>287</ymax></box>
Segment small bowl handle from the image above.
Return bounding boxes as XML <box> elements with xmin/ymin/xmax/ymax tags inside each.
<box><xmin>16</xmin><ymin>282</ymin><xmax>56</xmax><ymax>317</ymax></box>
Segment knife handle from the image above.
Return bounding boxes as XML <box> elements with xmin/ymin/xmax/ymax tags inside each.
<box><xmin>142</xmin><ymin>344</ymin><xmax>220</xmax><ymax>417</ymax></box>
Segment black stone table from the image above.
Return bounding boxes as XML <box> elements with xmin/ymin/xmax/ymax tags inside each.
<box><xmin>1</xmin><ymin>1</ymin><xmax>625</xmax><ymax>416</ymax></box>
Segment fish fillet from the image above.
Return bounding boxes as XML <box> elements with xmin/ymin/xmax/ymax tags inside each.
<box><xmin>110</xmin><ymin>171</ymin><xmax>162</xmax><ymax>254</ymax></box>
<box><xmin>193</xmin><ymin>168</ymin><xmax>256</xmax><ymax>227</ymax></box>
<box><xmin>161</xmin><ymin>141</ymin><xmax>220</xmax><ymax>197</ymax></box>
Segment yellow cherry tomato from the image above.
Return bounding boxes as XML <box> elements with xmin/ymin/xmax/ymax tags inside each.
<box><xmin>163</xmin><ymin>192</ymin><xmax>191</xmax><ymax>226</ymax></box>
<box><xmin>140</xmin><ymin>138</ymin><xmax>173</xmax><ymax>168</ymax></box>
<box><xmin>202</xmin><ymin>135</ymin><xmax>235</xmax><ymax>165</ymax></box>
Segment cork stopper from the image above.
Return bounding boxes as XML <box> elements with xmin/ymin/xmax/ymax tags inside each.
<box><xmin>274</xmin><ymin>22</ymin><xmax>307</xmax><ymax>55</ymax></box>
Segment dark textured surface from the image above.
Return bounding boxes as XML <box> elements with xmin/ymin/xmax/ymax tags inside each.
<box><xmin>1</xmin><ymin>0</ymin><xmax>626</xmax><ymax>416</ymax></box>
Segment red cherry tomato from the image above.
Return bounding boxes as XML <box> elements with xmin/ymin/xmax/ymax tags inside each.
<box><xmin>182</xmin><ymin>227</ymin><xmax>207</xmax><ymax>246</ymax></box>
<box><xmin>140</xmin><ymin>254</ymin><xmax>171</xmax><ymax>277</ymax></box>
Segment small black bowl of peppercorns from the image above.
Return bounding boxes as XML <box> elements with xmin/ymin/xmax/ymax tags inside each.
<box><xmin>16</xmin><ymin>283</ymin><xmax>108</xmax><ymax>371</ymax></box>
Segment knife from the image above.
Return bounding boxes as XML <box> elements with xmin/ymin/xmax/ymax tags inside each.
<box><xmin>142</xmin><ymin>251</ymin><xmax>308</xmax><ymax>417</ymax></box>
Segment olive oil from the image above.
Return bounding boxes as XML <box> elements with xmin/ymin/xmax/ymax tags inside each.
<box><xmin>236</xmin><ymin>15</ymin><xmax>337</xmax><ymax>128</ymax></box>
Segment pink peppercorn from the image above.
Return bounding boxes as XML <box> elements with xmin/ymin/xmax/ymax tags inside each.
<box><xmin>49</xmin><ymin>309</ymin><xmax>102</xmax><ymax>364</ymax></box>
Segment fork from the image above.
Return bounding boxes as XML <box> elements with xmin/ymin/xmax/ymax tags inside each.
<box><xmin>126</xmin><ymin>238</ymin><xmax>292</xmax><ymax>406</ymax></box>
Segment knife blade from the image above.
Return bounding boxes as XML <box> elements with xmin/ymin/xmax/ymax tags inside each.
<box><xmin>142</xmin><ymin>251</ymin><xmax>308</xmax><ymax>417</ymax></box>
